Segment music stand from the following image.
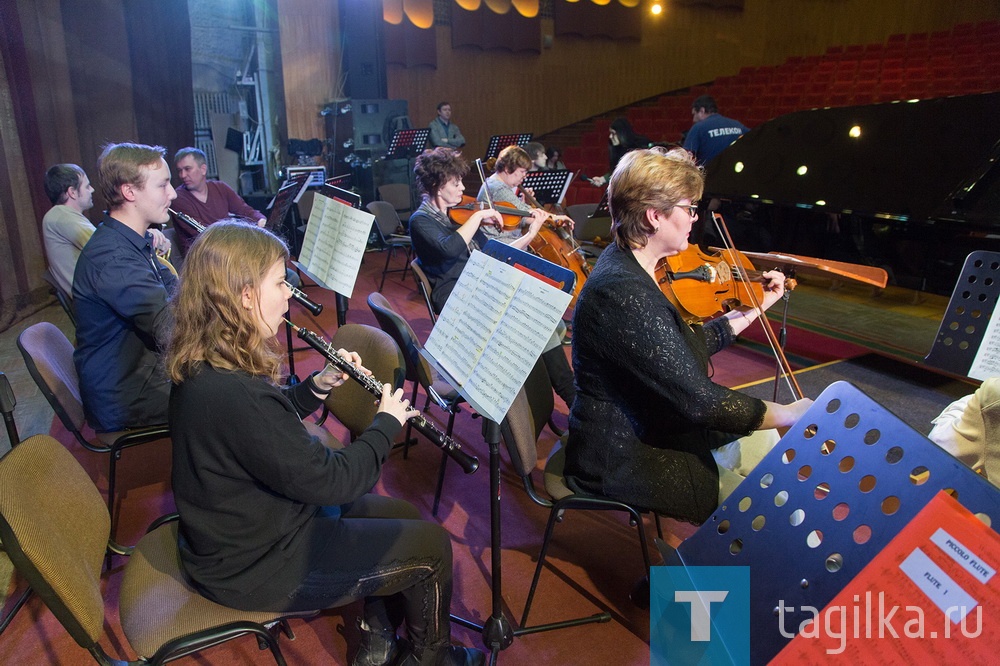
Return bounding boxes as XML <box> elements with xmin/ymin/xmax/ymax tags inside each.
<box><xmin>291</xmin><ymin>184</ymin><xmax>365</xmax><ymax>328</ymax></box>
<box><xmin>592</xmin><ymin>189</ymin><xmax>610</xmax><ymax>218</ymax></box>
<box><xmin>385</xmin><ymin>128</ymin><xmax>431</xmax><ymax>160</ymax></box>
<box><xmin>485</xmin><ymin>133</ymin><xmax>532</xmax><ymax>160</ymax></box>
<box><xmin>520</xmin><ymin>170</ymin><xmax>573</xmax><ymax>206</ymax></box>
<box><xmin>325</xmin><ymin>173</ymin><xmax>353</xmax><ymax>190</ymax></box>
<box><xmin>421</xmin><ymin>242</ymin><xmax>592</xmax><ymax>664</ymax></box>
<box><xmin>658</xmin><ymin>380</ymin><xmax>1000</xmax><ymax>663</ymax></box>
<box><xmin>924</xmin><ymin>250</ymin><xmax>1000</xmax><ymax>379</ymax></box>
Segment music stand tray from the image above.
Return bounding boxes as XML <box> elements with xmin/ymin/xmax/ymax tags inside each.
<box><xmin>325</xmin><ymin>173</ymin><xmax>353</xmax><ymax>190</ymax></box>
<box><xmin>386</xmin><ymin>128</ymin><xmax>431</xmax><ymax>160</ymax></box>
<box><xmin>485</xmin><ymin>133</ymin><xmax>532</xmax><ymax>160</ymax></box>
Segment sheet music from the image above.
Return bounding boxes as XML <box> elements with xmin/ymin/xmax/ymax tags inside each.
<box><xmin>969</xmin><ymin>310</ymin><xmax>1000</xmax><ymax>380</ymax></box>
<box><xmin>297</xmin><ymin>194</ymin><xmax>372</xmax><ymax>297</ymax></box>
<box><xmin>424</xmin><ymin>251</ymin><xmax>572</xmax><ymax>423</ymax></box>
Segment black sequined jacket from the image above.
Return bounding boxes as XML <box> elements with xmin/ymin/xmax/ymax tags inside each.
<box><xmin>565</xmin><ymin>243</ymin><xmax>766</xmax><ymax>523</ymax></box>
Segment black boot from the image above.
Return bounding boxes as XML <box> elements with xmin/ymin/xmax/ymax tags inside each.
<box><xmin>397</xmin><ymin>644</ymin><xmax>486</xmax><ymax>666</ymax></box>
<box><xmin>352</xmin><ymin>617</ymin><xmax>402</xmax><ymax>666</ymax></box>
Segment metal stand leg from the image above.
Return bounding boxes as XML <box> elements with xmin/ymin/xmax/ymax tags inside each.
<box><xmin>448</xmin><ymin>419</ymin><xmax>607</xmax><ymax>664</ymax></box>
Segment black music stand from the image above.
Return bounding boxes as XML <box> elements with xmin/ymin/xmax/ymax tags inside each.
<box><xmin>484</xmin><ymin>134</ymin><xmax>532</xmax><ymax>160</ymax></box>
<box><xmin>592</xmin><ymin>189</ymin><xmax>610</xmax><ymax>218</ymax></box>
<box><xmin>325</xmin><ymin>173</ymin><xmax>354</xmax><ymax>190</ymax></box>
<box><xmin>422</xmin><ymin>242</ymin><xmax>593</xmax><ymax>664</ymax></box>
<box><xmin>924</xmin><ymin>250</ymin><xmax>1000</xmax><ymax>378</ymax></box>
<box><xmin>385</xmin><ymin>128</ymin><xmax>431</xmax><ymax>160</ymax></box>
<box><xmin>659</xmin><ymin>380</ymin><xmax>1000</xmax><ymax>663</ymax></box>
<box><xmin>520</xmin><ymin>170</ymin><xmax>573</xmax><ymax>206</ymax></box>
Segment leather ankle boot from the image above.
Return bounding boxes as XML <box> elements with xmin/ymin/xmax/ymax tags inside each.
<box><xmin>352</xmin><ymin>618</ymin><xmax>401</xmax><ymax>666</ymax></box>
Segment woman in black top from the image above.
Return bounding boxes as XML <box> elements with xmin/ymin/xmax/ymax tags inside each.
<box><xmin>167</xmin><ymin>221</ymin><xmax>484</xmax><ymax>666</ymax></box>
<box><xmin>587</xmin><ymin>117</ymin><xmax>652</xmax><ymax>187</ymax></box>
<box><xmin>566</xmin><ymin>149</ymin><xmax>812</xmax><ymax>523</ymax></box>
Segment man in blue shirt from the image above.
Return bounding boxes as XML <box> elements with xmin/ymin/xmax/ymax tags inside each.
<box><xmin>73</xmin><ymin>142</ymin><xmax>178</xmax><ymax>432</ymax></box>
<box><xmin>683</xmin><ymin>95</ymin><xmax>749</xmax><ymax>166</ymax></box>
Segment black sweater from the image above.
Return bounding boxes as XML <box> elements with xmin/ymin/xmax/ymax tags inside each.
<box><xmin>169</xmin><ymin>365</ymin><xmax>401</xmax><ymax>604</ymax></box>
<box><xmin>565</xmin><ymin>244</ymin><xmax>766</xmax><ymax>523</ymax></box>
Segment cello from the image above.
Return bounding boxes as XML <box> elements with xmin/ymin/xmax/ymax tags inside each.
<box><xmin>469</xmin><ymin>158</ymin><xmax>591</xmax><ymax>308</ymax></box>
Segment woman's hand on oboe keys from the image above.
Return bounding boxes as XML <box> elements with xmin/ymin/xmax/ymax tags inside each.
<box><xmin>379</xmin><ymin>384</ymin><xmax>421</xmax><ymax>426</ymax></box>
<box><xmin>313</xmin><ymin>349</ymin><xmax>368</xmax><ymax>392</ymax></box>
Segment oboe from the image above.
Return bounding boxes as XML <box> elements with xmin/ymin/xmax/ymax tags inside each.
<box><xmin>169</xmin><ymin>208</ymin><xmax>324</xmax><ymax>316</ymax></box>
<box><xmin>287</xmin><ymin>320</ymin><xmax>479</xmax><ymax>475</ymax></box>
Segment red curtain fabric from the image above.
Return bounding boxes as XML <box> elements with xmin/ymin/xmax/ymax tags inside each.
<box><xmin>450</xmin><ymin>3</ymin><xmax>542</xmax><ymax>54</ymax></box>
<box><xmin>384</xmin><ymin>17</ymin><xmax>438</xmax><ymax>68</ymax></box>
<box><xmin>553</xmin><ymin>0</ymin><xmax>641</xmax><ymax>41</ymax></box>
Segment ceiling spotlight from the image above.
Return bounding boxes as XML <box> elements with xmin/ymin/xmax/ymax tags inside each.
<box><xmin>651</xmin><ymin>3</ymin><xmax>662</xmax><ymax>15</ymax></box>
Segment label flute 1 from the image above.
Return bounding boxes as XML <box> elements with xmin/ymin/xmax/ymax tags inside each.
<box><xmin>288</xmin><ymin>320</ymin><xmax>479</xmax><ymax>474</ymax></box>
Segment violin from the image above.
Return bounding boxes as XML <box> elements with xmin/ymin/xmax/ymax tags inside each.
<box><xmin>663</xmin><ymin>211</ymin><xmax>804</xmax><ymax>401</ymax></box>
<box><xmin>447</xmin><ymin>195</ymin><xmax>527</xmax><ymax>231</ymax></box>
<box><xmin>654</xmin><ymin>245</ymin><xmax>796</xmax><ymax>324</ymax></box>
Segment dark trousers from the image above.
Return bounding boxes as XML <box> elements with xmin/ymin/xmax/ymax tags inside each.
<box><xmin>263</xmin><ymin>495</ymin><xmax>455</xmax><ymax>650</ymax></box>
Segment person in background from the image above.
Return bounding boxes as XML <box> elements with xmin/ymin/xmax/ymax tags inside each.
<box><xmin>41</xmin><ymin>164</ymin><xmax>96</xmax><ymax>298</ymax></box>
<box><xmin>523</xmin><ymin>142</ymin><xmax>548</xmax><ymax>171</ymax></box>
<box><xmin>427</xmin><ymin>102</ymin><xmax>466</xmax><ymax>149</ymax></box>
<box><xmin>172</xmin><ymin>147</ymin><xmax>266</xmax><ymax>254</ymax></box>
<box><xmin>587</xmin><ymin>117</ymin><xmax>651</xmax><ymax>187</ymax></box>
<box><xmin>683</xmin><ymin>94</ymin><xmax>749</xmax><ymax>166</ymax></box>
<box><xmin>167</xmin><ymin>221</ymin><xmax>485</xmax><ymax>666</ymax></box>
<box><xmin>546</xmin><ymin>146</ymin><xmax>566</xmax><ymax>171</ymax></box>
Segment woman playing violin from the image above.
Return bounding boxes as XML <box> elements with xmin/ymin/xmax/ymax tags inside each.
<box><xmin>475</xmin><ymin>145</ymin><xmax>574</xmax><ymax>240</ymax></box>
<box><xmin>565</xmin><ymin>148</ymin><xmax>812</xmax><ymax>524</ymax></box>
<box><xmin>409</xmin><ymin>147</ymin><xmax>577</xmax><ymax>408</ymax></box>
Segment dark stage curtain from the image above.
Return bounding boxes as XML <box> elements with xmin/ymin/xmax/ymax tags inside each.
<box><xmin>385</xmin><ymin>18</ymin><xmax>437</xmax><ymax>68</ymax></box>
<box><xmin>450</xmin><ymin>4</ymin><xmax>541</xmax><ymax>54</ymax></box>
<box><xmin>0</xmin><ymin>0</ymin><xmax>194</xmax><ymax>332</ymax></box>
<box><xmin>553</xmin><ymin>0</ymin><xmax>641</xmax><ymax>41</ymax></box>
<box><xmin>676</xmin><ymin>0</ymin><xmax>745</xmax><ymax>8</ymax></box>
<box><xmin>122</xmin><ymin>0</ymin><xmax>195</xmax><ymax>151</ymax></box>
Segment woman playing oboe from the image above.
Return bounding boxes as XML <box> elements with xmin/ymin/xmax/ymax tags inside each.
<box><xmin>166</xmin><ymin>221</ymin><xmax>484</xmax><ymax>666</ymax></box>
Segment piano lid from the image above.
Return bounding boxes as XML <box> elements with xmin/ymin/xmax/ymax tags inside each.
<box><xmin>704</xmin><ymin>92</ymin><xmax>1000</xmax><ymax>228</ymax></box>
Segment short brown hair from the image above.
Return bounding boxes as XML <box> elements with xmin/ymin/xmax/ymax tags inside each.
<box><xmin>413</xmin><ymin>147</ymin><xmax>469</xmax><ymax>196</ymax></box>
<box><xmin>609</xmin><ymin>148</ymin><xmax>704</xmax><ymax>251</ymax></box>
<box><xmin>174</xmin><ymin>146</ymin><xmax>207</xmax><ymax>166</ymax></box>
<box><xmin>43</xmin><ymin>164</ymin><xmax>85</xmax><ymax>204</ymax></box>
<box><xmin>166</xmin><ymin>221</ymin><xmax>290</xmax><ymax>384</ymax></box>
<box><xmin>97</xmin><ymin>142</ymin><xmax>167</xmax><ymax>208</ymax></box>
<box><xmin>494</xmin><ymin>145</ymin><xmax>531</xmax><ymax>174</ymax></box>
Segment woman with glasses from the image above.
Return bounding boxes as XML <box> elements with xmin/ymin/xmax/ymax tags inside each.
<box><xmin>564</xmin><ymin>148</ymin><xmax>812</xmax><ymax>524</ymax></box>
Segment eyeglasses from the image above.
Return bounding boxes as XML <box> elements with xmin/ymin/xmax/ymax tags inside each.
<box><xmin>679</xmin><ymin>203</ymin><xmax>699</xmax><ymax>218</ymax></box>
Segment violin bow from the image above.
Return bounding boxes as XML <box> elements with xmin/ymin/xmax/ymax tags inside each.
<box><xmin>712</xmin><ymin>212</ymin><xmax>805</xmax><ymax>401</ymax></box>
<box><xmin>474</xmin><ymin>159</ymin><xmax>497</xmax><ymax>211</ymax></box>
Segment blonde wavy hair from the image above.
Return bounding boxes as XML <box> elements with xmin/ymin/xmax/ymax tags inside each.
<box><xmin>166</xmin><ymin>221</ymin><xmax>289</xmax><ymax>384</ymax></box>
<box><xmin>609</xmin><ymin>147</ymin><xmax>704</xmax><ymax>251</ymax></box>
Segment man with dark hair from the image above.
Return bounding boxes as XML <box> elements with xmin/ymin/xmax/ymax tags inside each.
<box><xmin>73</xmin><ymin>142</ymin><xmax>178</xmax><ymax>432</ymax></box>
<box><xmin>171</xmin><ymin>146</ymin><xmax>265</xmax><ymax>253</ymax></box>
<box><xmin>428</xmin><ymin>102</ymin><xmax>465</xmax><ymax>149</ymax></box>
<box><xmin>683</xmin><ymin>94</ymin><xmax>749</xmax><ymax>165</ymax></box>
<box><xmin>523</xmin><ymin>142</ymin><xmax>548</xmax><ymax>171</ymax></box>
<box><xmin>41</xmin><ymin>164</ymin><xmax>96</xmax><ymax>296</ymax></box>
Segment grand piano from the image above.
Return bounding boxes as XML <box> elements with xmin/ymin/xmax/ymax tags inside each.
<box><xmin>704</xmin><ymin>91</ymin><xmax>1000</xmax><ymax>294</ymax></box>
